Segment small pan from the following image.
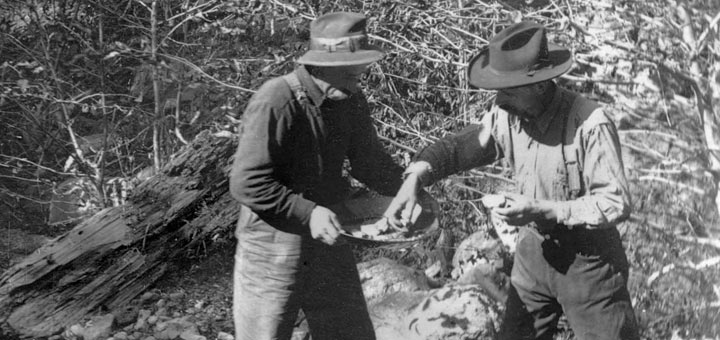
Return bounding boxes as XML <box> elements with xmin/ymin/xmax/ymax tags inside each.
<box><xmin>331</xmin><ymin>191</ymin><xmax>440</xmax><ymax>249</ymax></box>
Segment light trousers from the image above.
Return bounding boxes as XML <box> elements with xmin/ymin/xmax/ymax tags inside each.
<box><xmin>233</xmin><ymin>206</ymin><xmax>376</xmax><ymax>340</ymax></box>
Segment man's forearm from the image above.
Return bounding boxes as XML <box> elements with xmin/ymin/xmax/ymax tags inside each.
<box><xmin>403</xmin><ymin>161</ymin><xmax>435</xmax><ymax>187</ymax></box>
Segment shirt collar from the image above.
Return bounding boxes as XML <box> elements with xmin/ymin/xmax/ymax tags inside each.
<box><xmin>529</xmin><ymin>84</ymin><xmax>564</xmax><ymax>135</ymax></box>
<box><xmin>295</xmin><ymin>65</ymin><xmax>326</xmax><ymax>106</ymax></box>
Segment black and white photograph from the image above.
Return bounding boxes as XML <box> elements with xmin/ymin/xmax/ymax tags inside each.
<box><xmin>1</xmin><ymin>1</ymin><xmax>719</xmax><ymax>339</ymax></box>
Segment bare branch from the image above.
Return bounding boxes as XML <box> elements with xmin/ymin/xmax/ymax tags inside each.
<box><xmin>638</xmin><ymin>175</ymin><xmax>706</xmax><ymax>195</ymax></box>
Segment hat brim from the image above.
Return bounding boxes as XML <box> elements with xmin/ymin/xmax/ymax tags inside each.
<box><xmin>297</xmin><ymin>45</ymin><xmax>384</xmax><ymax>66</ymax></box>
<box><xmin>468</xmin><ymin>43</ymin><xmax>573</xmax><ymax>90</ymax></box>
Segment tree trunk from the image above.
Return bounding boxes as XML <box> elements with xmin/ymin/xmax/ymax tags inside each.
<box><xmin>0</xmin><ymin>131</ymin><xmax>240</xmax><ymax>338</ymax></box>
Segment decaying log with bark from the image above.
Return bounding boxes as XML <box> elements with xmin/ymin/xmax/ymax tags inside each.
<box><xmin>0</xmin><ymin>131</ymin><xmax>240</xmax><ymax>338</ymax></box>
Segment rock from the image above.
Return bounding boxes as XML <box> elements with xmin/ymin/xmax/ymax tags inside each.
<box><xmin>155</xmin><ymin>316</ymin><xmax>198</xmax><ymax>340</ymax></box>
<box><xmin>148</xmin><ymin>315</ymin><xmax>159</xmax><ymax>325</ymax></box>
<box><xmin>155</xmin><ymin>321</ymin><xmax>168</xmax><ymax>332</ymax></box>
<box><xmin>451</xmin><ymin>231</ymin><xmax>509</xmax><ymax>302</ymax></box>
<box><xmin>369</xmin><ymin>290</ymin><xmax>428</xmax><ymax>335</ymax></box>
<box><xmin>180</xmin><ymin>332</ymin><xmax>206</xmax><ymax>340</ymax></box>
<box><xmin>217</xmin><ymin>331</ymin><xmax>234</xmax><ymax>340</ymax></box>
<box><xmin>154</xmin><ymin>330</ymin><xmax>170</xmax><ymax>340</ymax></box>
<box><xmin>156</xmin><ymin>307</ymin><xmax>168</xmax><ymax>317</ymax></box>
<box><xmin>168</xmin><ymin>292</ymin><xmax>185</xmax><ymax>301</ymax></box>
<box><xmin>143</xmin><ymin>336</ymin><xmax>157</xmax><ymax>340</ymax></box>
<box><xmin>357</xmin><ymin>258</ymin><xmax>430</xmax><ymax>303</ymax></box>
<box><xmin>479</xmin><ymin>200</ymin><xmax>520</xmax><ymax>252</ymax></box>
<box><xmin>427</xmin><ymin>228</ymin><xmax>455</xmax><ymax>278</ymax></box>
<box><xmin>156</xmin><ymin>299</ymin><xmax>167</xmax><ymax>308</ymax></box>
<box><xmin>373</xmin><ymin>285</ymin><xmax>502</xmax><ymax>340</ymax></box>
<box><xmin>113</xmin><ymin>304</ymin><xmax>141</xmax><ymax>327</ymax></box>
<box><xmin>456</xmin><ymin>263</ymin><xmax>509</xmax><ymax>303</ymax></box>
<box><xmin>68</xmin><ymin>324</ymin><xmax>85</xmax><ymax>337</ymax></box>
<box><xmin>424</xmin><ymin>259</ymin><xmax>442</xmax><ymax>278</ymax></box>
<box><xmin>82</xmin><ymin>314</ymin><xmax>115</xmax><ymax>340</ymax></box>
<box><xmin>141</xmin><ymin>292</ymin><xmax>159</xmax><ymax>303</ymax></box>
<box><xmin>134</xmin><ymin>309</ymin><xmax>152</xmax><ymax>330</ymax></box>
<box><xmin>114</xmin><ymin>331</ymin><xmax>129</xmax><ymax>340</ymax></box>
<box><xmin>451</xmin><ymin>231</ymin><xmax>504</xmax><ymax>277</ymax></box>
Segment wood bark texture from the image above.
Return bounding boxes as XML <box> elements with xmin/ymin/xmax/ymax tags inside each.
<box><xmin>0</xmin><ymin>131</ymin><xmax>240</xmax><ymax>338</ymax></box>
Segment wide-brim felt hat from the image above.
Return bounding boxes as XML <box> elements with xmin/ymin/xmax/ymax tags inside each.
<box><xmin>297</xmin><ymin>12</ymin><xmax>384</xmax><ymax>66</ymax></box>
<box><xmin>468</xmin><ymin>21</ymin><xmax>573</xmax><ymax>89</ymax></box>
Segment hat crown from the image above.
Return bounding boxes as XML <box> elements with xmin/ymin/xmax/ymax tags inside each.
<box><xmin>467</xmin><ymin>21</ymin><xmax>572</xmax><ymax>89</ymax></box>
<box><xmin>311</xmin><ymin>12</ymin><xmax>366</xmax><ymax>38</ymax></box>
<box><xmin>298</xmin><ymin>12</ymin><xmax>384</xmax><ymax>66</ymax></box>
<box><xmin>489</xmin><ymin>22</ymin><xmax>550</xmax><ymax>73</ymax></box>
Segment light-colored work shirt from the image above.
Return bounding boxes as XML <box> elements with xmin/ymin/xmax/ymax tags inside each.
<box><xmin>415</xmin><ymin>85</ymin><xmax>630</xmax><ymax>229</ymax></box>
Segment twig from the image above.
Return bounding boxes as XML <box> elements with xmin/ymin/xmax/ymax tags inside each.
<box><xmin>370</xmin><ymin>32</ymin><xmax>468</xmax><ymax>67</ymax></box>
<box><xmin>619</xmin><ymin>129</ymin><xmax>678</xmax><ymax>140</ymax></box>
<box><xmin>647</xmin><ymin>255</ymin><xmax>720</xmax><ymax>286</ymax></box>
<box><xmin>447</xmin><ymin>26</ymin><xmax>488</xmax><ymax>44</ymax></box>
<box><xmin>173</xmin><ymin>83</ymin><xmax>188</xmax><ymax>145</ymax></box>
<box><xmin>628</xmin><ymin>213</ymin><xmax>668</xmax><ymax>231</ymax></box>
<box><xmin>638</xmin><ymin>175</ymin><xmax>706</xmax><ymax>195</ymax></box>
<box><xmin>453</xmin><ymin>182</ymin><xmax>490</xmax><ymax>197</ymax></box>
<box><xmin>676</xmin><ymin>235</ymin><xmax>720</xmax><ymax>251</ymax></box>
<box><xmin>465</xmin><ymin>200</ymin><xmax>485</xmax><ymax>217</ymax></box>
<box><xmin>377</xmin><ymin>135</ymin><xmax>416</xmax><ymax>153</ymax></box>
<box><xmin>368</xmin><ymin>33</ymin><xmax>413</xmax><ymax>53</ymax></box>
<box><xmin>431</xmin><ymin>27</ymin><xmax>461</xmax><ymax>49</ymax></box>
<box><xmin>469</xmin><ymin>169</ymin><xmax>515</xmax><ymax>184</ymax></box>
<box><xmin>647</xmin><ymin>263</ymin><xmax>675</xmax><ymax>285</ymax></box>
<box><xmin>628</xmin><ymin>168</ymin><xmax>682</xmax><ymax>175</ymax></box>
<box><xmin>560</xmin><ymin>74</ymin><xmax>636</xmax><ymax>86</ymax></box>
<box><xmin>0</xmin><ymin>155</ymin><xmax>76</xmax><ymax>176</ymax></box>
<box><xmin>161</xmin><ymin>1</ymin><xmax>221</xmax><ymax>45</ymax></box>
<box><xmin>696</xmin><ymin>11</ymin><xmax>720</xmax><ymax>49</ymax></box>
<box><xmin>621</xmin><ymin>142</ymin><xmax>667</xmax><ymax>161</ymax></box>
<box><xmin>159</xmin><ymin>53</ymin><xmax>256</xmax><ymax>93</ymax></box>
<box><xmin>372</xmin><ymin>117</ymin><xmax>437</xmax><ymax>144</ymax></box>
<box><xmin>268</xmin><ymin>0</ymin><xmax>314</xmax><ymax>20</ymax></box>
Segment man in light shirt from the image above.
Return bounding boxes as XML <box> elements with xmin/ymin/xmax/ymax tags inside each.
<box><xmin>386</xmin><ymin>21</ymin><xmax>640</xmax><ymax>340</ymax></box>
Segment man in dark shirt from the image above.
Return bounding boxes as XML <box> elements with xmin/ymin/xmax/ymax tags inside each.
<box><xmin>229</xmin><ymin>12</ymin><xmax>403</xmax><ymax>340</ymax></box>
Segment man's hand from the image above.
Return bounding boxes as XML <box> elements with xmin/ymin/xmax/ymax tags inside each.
<box><xmin>309</xmin><ymin>206</ymin><xmax>343</xmax><ymax>245</ymax></box>
<box><xmin>383</xmin><ymin>172</ymin><xmax>422</xmax><ymax>230</ymax></box>
<box><xmin>492</xmin><ymin>193</ymin><xmax>558</xmax><ymax>226</ymax></box>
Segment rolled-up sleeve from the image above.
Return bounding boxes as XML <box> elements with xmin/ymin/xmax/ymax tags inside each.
<box><xmin>229</xmin><ymin>99</ymin><xmax>316</xmax><ymax>227</ymax></box>
<box><xmin>556</xmin><ymin>120</ymin><xmax>631</xmax><ymax>228</ymax></box>
<box><xmin>414</xmin><ymin>112</ymin><xmax>502</xmax><ymax>184</ymax></box>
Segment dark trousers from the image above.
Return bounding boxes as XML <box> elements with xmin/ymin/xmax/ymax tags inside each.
<box><xmin>233</xmin><ymin>206</ymin><xmax>376</xmax><ymax>340</ymax></box>
<box><xmin>498</xmin><ymin>227</ymin><xmax>640</xmax><ymax>340</ymax></box>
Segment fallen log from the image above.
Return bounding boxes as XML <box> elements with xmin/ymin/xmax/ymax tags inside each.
<box><xmin>0</xmin><ymin>131</ymin><xmax>240</xmax><ymax>338</ymax></box>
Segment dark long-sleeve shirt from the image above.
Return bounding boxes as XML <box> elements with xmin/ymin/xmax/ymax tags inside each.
<box><xmin>229</xmin><ymin>65</ymin><xmax>403</xmax><ymax>233</ymax></box>
<box><xmin>416</xmin><ymin>86</ymin><xmax>630</xmax><ymax>229</ymax></box>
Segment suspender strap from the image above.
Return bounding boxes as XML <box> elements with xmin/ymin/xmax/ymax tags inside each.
<box><xmin>562</xmin><ymin>95</ymin><xmax>583</xmax><ymax>200</ymax></box>
<box><xmin>283</xmin><ymin>72</ymin><xmax>307</xmax><ymax>104</ymax></box>
<box><xmin>282</xmin><ymin>72</ymin><xmax>325</xmax><ymax>177</ymax></box>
